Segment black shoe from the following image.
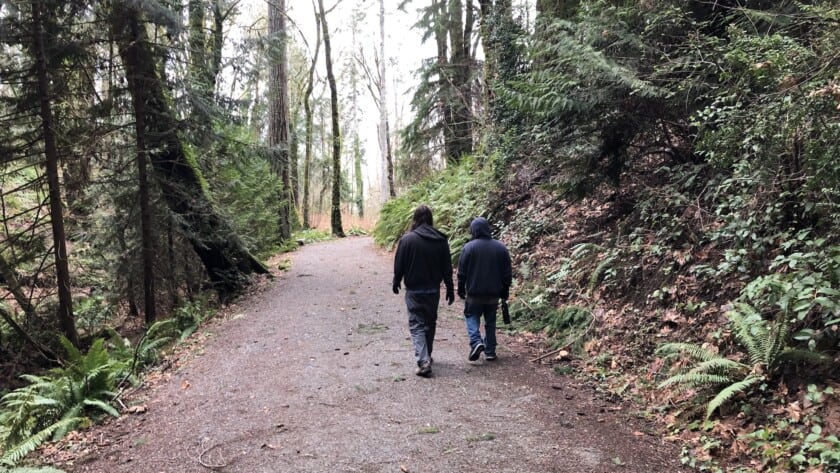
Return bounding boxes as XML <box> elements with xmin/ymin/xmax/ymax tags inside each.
<box><xmin>416</xmin><ymin>361</ymin><xmax>432</xmax><ymax>377</ymax></box>
<box><xmin>468</xmin><ymin>343</ymin><xmax>484</xmax><ymax>361</ymax></box>
<box><xmin>485</xmin><ymin>353</ymin><xmax>497</xmax><ymax>361</ymax></box>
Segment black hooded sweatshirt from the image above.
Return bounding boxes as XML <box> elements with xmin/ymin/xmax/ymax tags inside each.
<box><xmin>393</xmin><ymin>224</ymin><xmax>454</xmax><ymax>293</ymax></box>
<box><xmin>457</xmin><ymin>218</ymin><xmax>512</xmax><ymax>299</ymax></box>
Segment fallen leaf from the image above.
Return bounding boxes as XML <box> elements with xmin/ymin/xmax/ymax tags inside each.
<box><xmin>181</xmin><ymin>380</ymin><xmax>191</xmax><ymax>390</ymax></box>
<box><xmin>126</xmin><ymin>405</ymin><xmax>147</xmax><ymax>414</ymax></box>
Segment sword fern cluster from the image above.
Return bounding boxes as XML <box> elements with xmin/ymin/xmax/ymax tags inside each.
<box><xmin>657</xmin><ymin>303</ymin><xmax>826</xmax><ymax>419</ymax></box>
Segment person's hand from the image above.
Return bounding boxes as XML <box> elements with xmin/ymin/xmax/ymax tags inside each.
<box><xmin>501</xmin><ymin>286</ymin><xmax>509</xmax><ymax>300</ymax></box>
<box><xmin>446</xmin><ymin>289</ymin><xmax>455</xmax><ymax>305</ymax></box>
<box><xmin>392</xmin><ymin>283</ymin><xmax>400</xmax><ymax>294</ymax></box>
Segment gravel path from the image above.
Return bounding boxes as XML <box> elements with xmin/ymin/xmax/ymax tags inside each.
<box><xmin>70</xmin><ymin>237</ymin><xmax>684</xmax><ymax>473</ymax></box>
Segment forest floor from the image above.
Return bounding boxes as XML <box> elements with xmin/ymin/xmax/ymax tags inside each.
<box><xmin>48</xmin><ymin>237</ymin><xmax>685</xmax><ymax>472</ymax></box>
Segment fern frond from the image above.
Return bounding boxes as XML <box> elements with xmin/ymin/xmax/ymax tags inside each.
<box><xmin>688</xmin><ymin>358</ymin><xmax>748</xmax><ymax>376</ymax></box>
<box><xmin>656</xmin><ymin>342</ymin><xmax>720</xmax><ymax>362</ymax></box>
<box><xmin>81</xmin><ymin>399</ymin><xmax>119</xmax><ymax>418</ymax></box>
<box><xmin>705</xmin><ymin>375</ymin><xmax>763</xmax><ymax>420</ymax></box>
<box><xmin>777</xmin><ymin>349</ymin><xmax>830</xmax><ymax>365</ymax></box>
<box><xmin>588</xmin><ymin>255</ymin><xmax>617</xmax><ymax>291</ymax></box>
<box><xmin>659</xmin><ymin>372</ymin><xmax>733</xmax><ymax>389</ymax></box>
<box><xmin>728</xmin><ymin>303</ymin><xmax>766</xmax><ymax>364</ymax></box>
<box><xmin>53</xmin><ymin>405</ymin><xmax>84</xmax><ymax>441</ymax></box>
<box><xmin>764</xmin><ymin>315</ymin><xmax>790</xmax><ymax>370</ymax></box>
<box><xmin>0</xmin><ymin>417</ymin><xmax>80</xmax><ymax>466</ymax></box>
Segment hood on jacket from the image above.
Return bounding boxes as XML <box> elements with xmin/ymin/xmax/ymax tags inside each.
<box><xmin>413</xmin><ymin>223</ymin><xmax>448</xmax><ymax>241</ymax></box>
<box><xmin>470</xmin><ymin>217</ymin><xmax>492</xmax><ymax>239</ymax></box>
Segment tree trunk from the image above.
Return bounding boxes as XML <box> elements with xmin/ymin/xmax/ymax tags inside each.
<box><xmin>447</xmin><ymin>0</ymin><xmax>474</xmax><ymax>163</ymax></box>
<box><xmin>210</xmin><ymin>0</ymin><xmax>225</xmax><ymax>91</ymax></box>
<box><xmin>268</xmin><ymin>0</ymin><xmax>292</xmax><ymax>241</ymax></box>
<box><xmin>32</xmin><ymin>0</ymin><xmax>78</xmax><ymax>346</ymax></box>
<box><xmin>290</xmin><ymin>117</ymin><xmax>299</xmax><ymax>216</ymax></box>
<box><xmin>302</xmin><ymin>5</ymin><xmax>321</xmax><ymax>229</ymax></box>
<box><xmin>385</xmin><ymin>118</ymin><xmax>396</xmax><ymax>197</ymax></box>
<box><xmin>353</xmin><ymin>134</ymin><xmax>363</xmax><ymax>217</ymax></box>
<box><xmin>318</xmin><ymin>0</ymin><xmax>344</xmax><ymax>237</ymax></box>
<box><xmin>434</xmin><ymin>0</ymin><xmax>455</xmax><ymax>163</ymax></box>
<box><xmin>377</xmin><ymin>0</ymin><xmax>392</xmax><ymax>203</ymax></box>
<box><xmin>135</xmin><ymin>92</ymin><xmax>156</xmax><ymax>325</ymax></box>
<box><xmin>110</xmin><ymin>1</ymin><xmax>267</xmax><ymax>298</ymax></box>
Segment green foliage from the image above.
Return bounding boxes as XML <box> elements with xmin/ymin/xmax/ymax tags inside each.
<box><xmin>374</xmin><ymin>157</ymin><xmax>495</xmax><ymax>261</ymax></box>
<box><xmin>658</xmin><ymin>303</ymin><xmax>828</xmax><ymax>419</ymax></box>
<box><xmin>740</xmin><ymin>384</ymin><xmax>839</xmax><ymax>471</ymax></box>
<box><xmin>171</xmin><ymin>299</ymin><xmax>214</xmax><ymax>342</ymax></box>
<box><xmin>0</xmin><ymin>338</ymin><xmax>124</xmax><ymax>466</ymax></box>
<box><xmin>294</xmin><ymin>229</ymin><xmax>331</xmax><ymax>245</ymax></box>
<box><xmin>205</xmin><ymin>126</ymin><xmax>284</xmax><ymax>259</ymax></box>
<box><xmin>107</xmin><ymin>319</ymin><xmax>175</xmax><ymax>375</ymax></box>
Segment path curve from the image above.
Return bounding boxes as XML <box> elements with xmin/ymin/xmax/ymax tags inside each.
<box><xmin>71</xmin><ymin>237</ymin><xmax>684</xmax><ymax>472</ymax></box>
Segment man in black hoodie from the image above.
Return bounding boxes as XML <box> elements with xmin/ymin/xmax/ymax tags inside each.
<box><xmin>457</xmin><ymin>217</ymin><xmax>512</xmax><ymax>361</ymax></box>
<box><xmin>393</xmin><ymin>205</ymin><xmax>455</xmax><ymax>377</ymax></box>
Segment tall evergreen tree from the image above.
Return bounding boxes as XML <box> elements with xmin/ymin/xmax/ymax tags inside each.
<box><xmin>31</xmin><ymin>0</ymin><xmax>78</xmax><ymax>346</ymax></box>
<box><xmin>402</xmin><ymin>0</ymin><xmax>478</xmax><ymax>173</ymax></box>
<box><xmin>109</xmin><ymin>0</ymin><xmax>268</xmax><ymax>298</ymax></box>
<box><xmin>268</xmin><ymin>0</ymin><xmax>293</xmax><ymax>240</ymax></box>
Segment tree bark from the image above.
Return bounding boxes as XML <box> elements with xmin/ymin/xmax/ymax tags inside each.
<box><xmin>135</xmin><ymin>88</ymin><xmax>156</xmax><ymax>325</ymax></box>
<box><xmin>377</xmin><ymin>0</ymin><xmax>394</xmax><ymax>202</ymax></box>
<box><xmin>433</xmin><ymin>0</ymin><xmax>456</xmax><ymax>164</ymax></box>
<box><xmin>268</xmin><ymin>0</ymin><xmax>292</xmax><ymax>241</ymax></box>
<box><xmin>353</xmin><ymin>134</ymin><xmax>363</xmax><ymax>217</ymax></box>
<box><xmin>385</xmin><ymin>118</ymin><xmax>395</xmax><ymax>197</ymax></box>
<box><xmin>318</xmin><ymin>0</ymin><xmax>344</xmax><ymax>237</ymax></box>
<box><xmin>447</xmin><ymin>0</ymin><xmax>474</xmax><ymax>163</ymax></box>
<box><xmin>110</xmin><ymin>1</ymin><xmax>267</xmax><ymax>298</ymax></box>
<box><xmin>302</xmin><ymin>5</ymin><xmax>321</xmax><ymax>229</ymax></box>
<box><xmin>32</xmin><ymin>0</ymin><xmax>78</xmax><ymax>346</ymax></box>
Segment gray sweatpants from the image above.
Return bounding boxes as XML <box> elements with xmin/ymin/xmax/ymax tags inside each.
<box><xmin>405</xmin><ymin>291</ymin><xmax>440</xmax><ymax>366</ymax></box>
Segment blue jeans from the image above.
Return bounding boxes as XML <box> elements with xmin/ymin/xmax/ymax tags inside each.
<box><xmin>405</xmin><ymin>291</ymin><xmax>439</xmax><ymax>366</ymax></box>
<box><xmin>464</xmin><ymin>300</ymin><xmax>498</xmax><ymax>356</ymax></box>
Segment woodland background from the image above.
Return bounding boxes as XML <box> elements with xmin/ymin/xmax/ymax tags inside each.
<box><xmin>0</xmin><ymin>0</ymin><xmax>838</xmax><ymax>471</ymax></box>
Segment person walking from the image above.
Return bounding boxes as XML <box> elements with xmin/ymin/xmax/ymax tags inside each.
<box><xmin>393</xmin><ymin>205</ymin><xmax>455</xmax><ymax>377</ymax></box>
<box><xmin>457</xmin><ymin>217</ymin><xmax>512</xmax><ymax>362</ymax></box>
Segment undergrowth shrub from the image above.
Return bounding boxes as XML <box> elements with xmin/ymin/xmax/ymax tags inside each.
<box><xmin>0</xmin><ymin>338</ymin><xmax>123</xmax><ymax>466</ymax></box>
<box><xmin>0</xmin><ymin>298</ymin><xmax>213</xmax><ymax>466</ymax></box>
<box><xmin>374</xmin><ymin>157</ymin><xmax>495</xmax><ymax>261</ymax></box>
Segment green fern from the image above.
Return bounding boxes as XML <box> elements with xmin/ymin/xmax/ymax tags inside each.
<box><xmin>656</xmin><ymin>342</ymin><xmax>723</xmax><ymax>363</ymax></box>
<box><xmin>658</xmin><ymin>301</ymin><xmax>829</xmax><ymax>419</ymax></box>
<box><xmin>705</xmin><ymin>375</ymin><xmax>763</xmax><ymax>420</ymax></box>
<box><xmin>0</xmin><ymin>338</ymin><xmax>124</xmax><ymax>466</ymax></box>
<box><xmin>0</xmin><ymin>417</ymin><xmax>79</xmax><ymax>466</ymax></box>
<box><xmin>658</xmin><ymin>373</ymin><xmax>735</xmax><ymax>390</ymax></box>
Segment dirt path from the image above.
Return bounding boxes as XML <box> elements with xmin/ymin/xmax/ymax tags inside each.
<box><xmin>68</xmin><ymin>237</ymin><xmax>684</xmax><ymax>473</ymax></box>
